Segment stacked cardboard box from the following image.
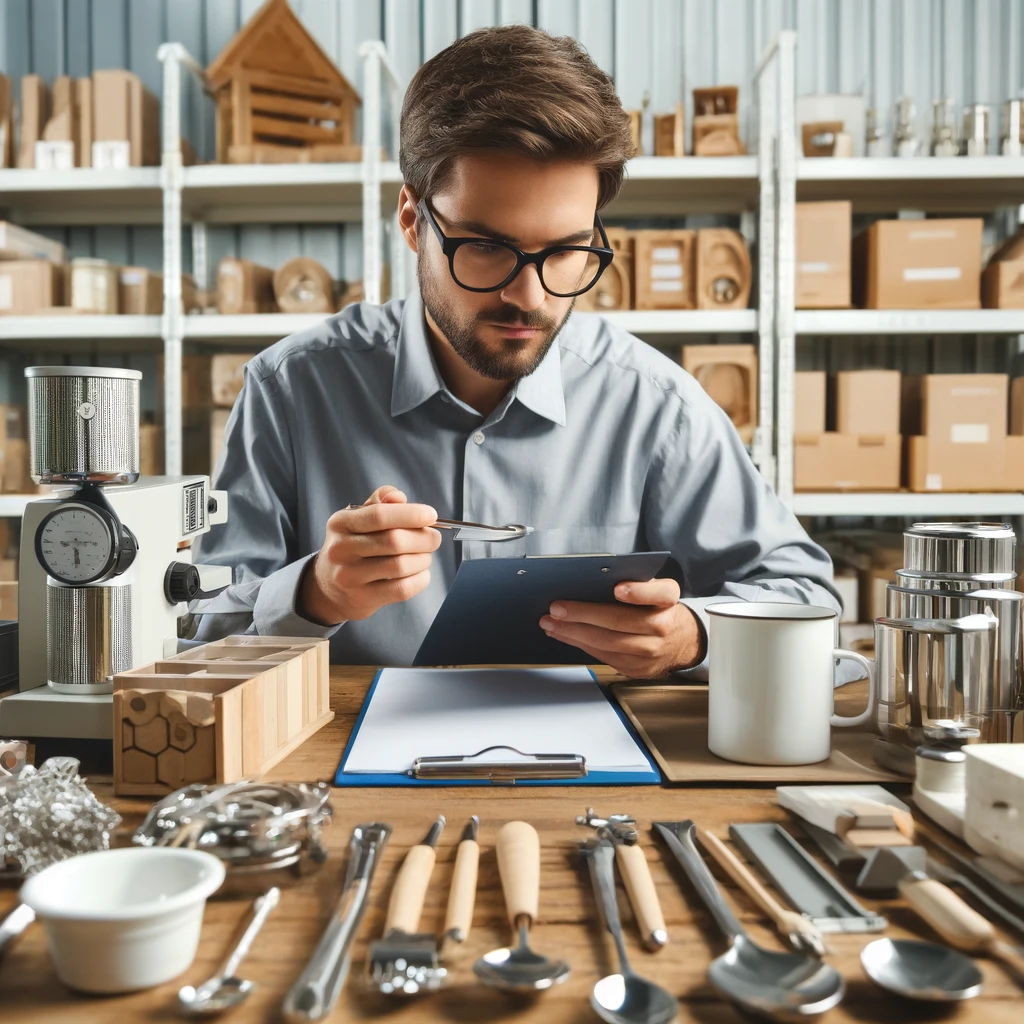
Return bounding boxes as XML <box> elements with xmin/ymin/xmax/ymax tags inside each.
<box><xmin>983</xmin><ymin>227</ymin><xmax>1024</xmax><ymax>309</ymax></box>
<box><xmin>795</xmin><ymin>202</ymin><xmax>851</xmax><ymax>308</ymax></box>
<box><xmin>0</xmin><ymin>405</ymin><xmax>29</xmax><ymax>494</ymax></box>
<box><xmin>903</xmin><ymin>374</ymin><xmax>1020</xmax><ymax>491</ymax></box>
<box><xmin>795</xmin><ymin>369</ymin><xmax>901</xmax><ymax>491</ymax></box>
<box><xmin>682</xmin><ymin>345</ymin><xmax>757</xmax><ymax>443</ymax></box>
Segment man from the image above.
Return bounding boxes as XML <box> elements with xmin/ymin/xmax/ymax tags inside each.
<box><xmin>190</xmin><ymin>25</ymin><xmax>840</xmax><ymax>679</ymax></box>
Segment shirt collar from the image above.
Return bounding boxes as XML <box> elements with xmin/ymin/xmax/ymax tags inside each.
<box><xmin>391</xmin><ymin>288</ymin><xmax>567</xmax><ymax>426</ymax></box>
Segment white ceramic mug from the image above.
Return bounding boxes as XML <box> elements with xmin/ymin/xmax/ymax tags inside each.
<box><xmin>707</xmin><ymin>601</ymin><xmax>877</xmax><ymax>766</ymax></box>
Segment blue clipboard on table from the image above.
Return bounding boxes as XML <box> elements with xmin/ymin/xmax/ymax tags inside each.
<box><xmin>413</xmin><ymin>550</ymin><xmax>680</xmax><ymax>667</ymax></box>
<box><xmin>333</xmin><ymin>665</ymin><xmax>661</xmax><ymax>787</ymax></box>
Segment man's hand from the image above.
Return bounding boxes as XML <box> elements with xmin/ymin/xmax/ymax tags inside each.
<box><xmin>538</xmin><ymin>577</ymin><xmax>705</xmax><ymax>679</ymax></box>
<box><xmin>299</xmin><ymin>485</ymin><xmax>441</xmax><ymax>626</ymax></box>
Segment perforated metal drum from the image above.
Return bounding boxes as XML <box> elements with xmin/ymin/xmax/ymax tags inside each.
<box><xmin>25</xmin><ymin>366</ymin><xmax>141</xmax><ymax>484</ymax></box>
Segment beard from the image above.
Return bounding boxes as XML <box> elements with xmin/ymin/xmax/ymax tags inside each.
<box><xmin>418</xmin><ymin>256</ymin><xmax>572</xmax><ymax>382</ymax></box>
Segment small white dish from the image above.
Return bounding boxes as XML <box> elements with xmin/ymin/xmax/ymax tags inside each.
<box><xmin>20</xmin><ymin>846</ymin><xmax>225</xmax><ymax>994</ymax></box>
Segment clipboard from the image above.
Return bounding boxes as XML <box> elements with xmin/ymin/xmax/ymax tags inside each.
<box><xmin>333</xmin><ymin>667</ymin><xmax>662</xmax><ymax>787</ymax></box>
<box><xmin>413</xmin><ymin>551</ymin><xmax>677</xmax><ymax>666</ymax></box>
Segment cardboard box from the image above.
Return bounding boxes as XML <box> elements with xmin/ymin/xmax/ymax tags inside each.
<box><xmin>794</xmin><ymin>371</ymin><xmax>827</xmax><ymax>435</ymax></box>
<box><xmin>683</xmin><ymin>344</ymin><xmax>756</xmax><ymax>443</ymax></box>
<box><xmin>119</xmin><ymin>267</ymin><xmax>162</xmax><ymax>315</ymax></box>
<box><xmin>158</xmin><ymin>355</ymin><xmax>213</xmax><ymax>411</ymax></box>
<box><xmin>75</xmin><ymin>77</ymin><xmax>92</xmax><ymax>167</ymax></box>
<box><xmin>17</xmin><ymin>75</ymin><xmax>50</xmax><ymax>169</ymax></box>
<box><xmin>70</xmin><ymin>258</ymin><xmax>119</xmax><ymax>314</ymax></box>
<box><xmin>139</xmin><ymin>424</ymin><xmax>164</xmax><ymax>476</ymax></box>
<box><xmin>833</xmin><ymin>370</ymin><xmax>901</xmax><ymax>435</ymax></box>
<box><xmin>91</xmin><ymin>69</ymin><xmax>158</xmax><ymax>167</ymax></box>
<box><xmin>0</xmin><ymin>438</ymin><xmax>29</xmax><ymax>493</ymax></box>
<box><xmin>0</xmin><ymin>582</ymin><xmax>17</xmax><ymax>620</ymax></box>
<box><xmin>861</xmin><ymin>550</ymin><xmax>903</xmax><ymax>623</ymax></box>
<box><xmin>1007</xmin><ymin>436</ymin><xmax>1024</xmax><ymax>491</ymax></box>
<box><xmin>0</xmin><ymin>261</ymin><xmax>62</xmax><ymax>315</ymax></box>
<box><xmin>901</xmin><ymin>374</ymin><xmax>1008</xmax><ymax>444</ymax></box>
<box><xmin>794</xmin><ymin>433</ymin><xmax>901</xmax><ymax>491</ymax></box>
<box><xmin>1012</xmin><ymin>377</ymin><xmax>1024</xmax><ymax>436</ymax></box>
<box><xmin>211</xmin><ymin>354</ymin><xmax>255</xmax><ymax>408</ymax></box>
<box><xmin>795</xmin><ymin>201</ymin><xmax>851</xmax><ymax>308</ymax></box>
<box><xmin>906</xmin><ymin>436</ymin><xmax>1011</xmax><ymax>492</ymax></box>
<box><xmin>653</xmin><ymin>103</ymin><xmax>685</xmax><ymax>157</ymax></box>
<box><xmin>982</xmin><ymin>259</ymin><xmax>1024</xmax><ymax>309</ymax></box>
<box><xmin>633</xmin><ymin>231</ymin><xmax>695</xmax><ymax>310</ymax></box>
<box><xmin>0</xmin><ymin>74</ymin><xmax>12</xmax><ymax>169</ymax></box>
<box><xmin>216</xmin><ymin>258</ymin><xmax>277</xmax><ymax>314</ymax></box>
<box><xmin>0</xmin><ymin>222</ymin><xmax>65</xmax><ymax>263</ymax></box>
<box><xmin>853</xmin><ymin>218</ymin><xmax>983</xmax><ymax>309</ymax></box>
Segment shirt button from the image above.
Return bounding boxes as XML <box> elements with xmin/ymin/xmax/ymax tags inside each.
<box><xmin>440</xmin><ymin>393</ymin><xmax>451</xmax><ymax>403</ymax></box>
<box><xmin>473</xmin><ymin>431</ymin><xmax>485</xmax><ymax>445</ymax></box>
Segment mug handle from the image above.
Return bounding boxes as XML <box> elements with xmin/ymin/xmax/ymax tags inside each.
<box><xmin>829</xmin><ymin>648</ymin><xmax>877</xmax><ymax>729</ymax></box>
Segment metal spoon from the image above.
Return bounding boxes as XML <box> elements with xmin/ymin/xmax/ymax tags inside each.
<box><xmin>654</xmin><ymin>821</ymin><xmax>845</xmax><ymax>1020</ymax></box>
<box><xmin>473</xmin><ymin>821</ymin><xmax>571</xmax><ymax>992</ymax></box>
<box><xmin>581</xmin><ymin>838</ymin><xmax>677</xmax><ymax>1024</ymax></box>
<box><xmin>178</xmin><ymin>887</ymin><xmax>280</xmax><ymax>1016</ymax></box>
<box><xmin>861</xmin><ymin>938</ymin><xmax>983</xmax><ymax>1002</ymax></box>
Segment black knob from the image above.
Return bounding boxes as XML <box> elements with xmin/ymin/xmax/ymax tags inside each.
<box><xmin>165</xmin><ymin>562</ymin><xmax>201</xmax><ymax>604</ymax></box>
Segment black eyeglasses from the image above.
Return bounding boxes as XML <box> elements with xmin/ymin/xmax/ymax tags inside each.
<box><xmin>418</xmin><ymin>200</ymin><xmax>614</xmax><ymax>297</ymax></box>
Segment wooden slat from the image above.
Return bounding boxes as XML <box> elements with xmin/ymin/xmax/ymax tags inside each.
<box><xmin>240</xmin><ymin>677</ymin><xmax>262</xmax><ymax>777</ymax></box>
<box><xmin>230</xmin><ymin>74</ymin><xmax>252</xmax><ymax>151</ymax></box>
<box><xmin>246</xmin><ymin>68</ymin><xmax>350</xmax><ymax>103</ymax></box>
<box><xmin>249</xmin><ymin>90</ymin><xmax>343</xmax><ymax>122</ymax></box>
<box><xmin>251</xmin><ymin>115</ymin><xmax>344</xmax><ymax>144</ymax></box>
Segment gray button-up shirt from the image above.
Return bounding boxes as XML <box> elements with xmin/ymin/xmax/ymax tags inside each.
<box><xmin>191</xmin><ymin>290</ymin><xmax>840</xmax><ymax>675</ymax></box>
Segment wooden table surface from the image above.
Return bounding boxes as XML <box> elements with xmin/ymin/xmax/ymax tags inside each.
<box><xmin>1</xmin><ymin>665</ymin><xmax>1022</xmax><ymax>1023</ymax></box>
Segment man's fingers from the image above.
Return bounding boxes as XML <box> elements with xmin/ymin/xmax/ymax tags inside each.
<box><xmin>364</xmin><ymin>570</ymin><xmax>432</xmax><ymax>605</ymax></box>
<box><xmin>353</xmin><ymin>552</ymin><xmax>434</xmax><ymax>584</ymax></box>
<box><xmin>545</xmin><ymin>599</ymin><xmax>671</xmax><ymax>637</ymax></box>
<box><xmin>342</xmin><ymin>501</ymin><xmax>438</xmax><ymax>533</ymax></box>
<box><xmin>365</xmin><ymin>484</ymin><xmax>407</xmax><ymax>505</ymax></box>
<box><xmin>541</xmin><ymin>618</ymin><xmax>660</xmax><ymax>657</ymax></box>
<box><xmin>347</xmin><ymin>526</ymin><xmax>442</xmax><ymax>558</ymax></box>
<box><xmin>613</xmin><ymin>577</ymin><xmax>681</xmax><ymax>607</ymax></box>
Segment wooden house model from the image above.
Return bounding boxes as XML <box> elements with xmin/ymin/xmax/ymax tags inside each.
<box><xmin>206</xmin><ymin>0</ymin><xmax>361</xmax><ymax>164</ymax></box>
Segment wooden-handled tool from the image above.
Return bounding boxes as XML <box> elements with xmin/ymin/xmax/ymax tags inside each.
<box><xmin>444</xmin><ymin>816</ymin><xmax>479</xmax><ymax>943</ymax></box>
<box><xmin>697</xmin><ymin>826</ymin><xmax>827</xmax><ymax>957</ymax></box>
<box><xmin>385</xmin><ymin>815</ymin><xmax>445</xmax><ymax>935</ymax></box>
<box><xmin>899</xmin><ymin>871</ymin><xmax>1024</xmax><ymax>988</ymax></box>
<box><xmin>496</xmin><ymin>820</ymin><xmax>540</xmax><ymax>928</ymax></box>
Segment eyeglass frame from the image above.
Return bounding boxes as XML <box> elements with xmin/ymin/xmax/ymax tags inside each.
<box><xmin>417</xmin><ymin>199</ymin><xmax>615</xmax><ymax>296</ymax></box>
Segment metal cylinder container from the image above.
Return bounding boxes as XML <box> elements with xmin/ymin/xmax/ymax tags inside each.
<box><xmin>962</xmin><ymin>103</ymin><xmax>991</xmax><ymax>155</ymax></box>
<box><xmin>1002</xmin><ymin>99</ymin><xmax>1023</xmax><ymax>156</ymax></box>
<box><xmin>874</xmin><ymin>612</ymin><xmax>1006</xmax><ymax>748</ymax></box>
<box><xmin>25</xmin><ymin>365</ymin><xmax>141</xmax><ymax>485</ymax></box>
<box><xmin>46</xmin><ymin>581</ymin><xmax>132</xmax><ymax>694</ymax></box>
<box><xmin>895</xmin><ymin>569</ymin><xmax>1017</xmax><ymax>592</ymax></box>
<box><xmin>902</xmin><ymin>522</ymin><xmax>1016</xmax><ymax>576</ymax></box>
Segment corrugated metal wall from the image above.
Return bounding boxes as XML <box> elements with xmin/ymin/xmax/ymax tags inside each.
<box><xmin>3</xmin><ymin>0</ymin><xmax>1023</xmax><ymax>279</ymax></box>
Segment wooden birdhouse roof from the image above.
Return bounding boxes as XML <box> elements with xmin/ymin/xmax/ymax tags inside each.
<box><xmin>206</xmin><ymin>0</ymin><xmax>359</xmax><ymax>100</ymax></box>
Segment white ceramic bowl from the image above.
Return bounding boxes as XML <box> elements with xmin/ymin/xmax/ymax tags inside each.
<box><xmin>20</xmin><ymin>846</ymin><xmax>225</xmax><ymax>993</ymax></box>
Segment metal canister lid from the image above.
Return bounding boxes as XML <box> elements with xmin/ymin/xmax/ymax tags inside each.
<box><xmin>903</xmin><ymin>522</ymin><xmax>1016</xmax><ymax>575</ymax></box>
<box><xmin>24</xmin><ymin>365</ymin><xmax>142</xmax><ymax>381</ymax></box>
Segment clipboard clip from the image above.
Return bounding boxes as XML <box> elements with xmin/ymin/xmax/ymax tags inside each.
<box><xmin>410</xmin><ymin>745</ymin><xmax>587</xmax><ymax>783</ymax></box>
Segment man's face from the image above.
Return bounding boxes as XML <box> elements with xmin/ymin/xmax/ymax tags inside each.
<box><xmin>415</xmin><ymin>153</ymin><xmax>601</xmax><ymax>382</ymax></box>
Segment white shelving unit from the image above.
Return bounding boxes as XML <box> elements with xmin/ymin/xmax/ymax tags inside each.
<box><xmin>0</xmin><ymin>167</ymin><xmax>163</xmax><ymax>225</ymax></box>
<box><xmin>792</xmin><ymin>493</ymin><xmax>1024</xmax><ymax>517</ymax></box>
<box><xmin>794</xmin><ymin>309</ymin><xmax>1024</xmax><ymax>335</ymax></box>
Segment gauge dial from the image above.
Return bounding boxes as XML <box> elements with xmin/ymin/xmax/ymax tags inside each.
<box><xmin>36</xmin><ymin>503</ymin><xmax>117</xmax><ymax>584</ymax></box>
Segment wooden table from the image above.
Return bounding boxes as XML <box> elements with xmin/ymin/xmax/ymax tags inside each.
<box><xmin>1</xmin><ymin>666</ymin><xmax>1022</xmax><ymax>1022</ymax></box>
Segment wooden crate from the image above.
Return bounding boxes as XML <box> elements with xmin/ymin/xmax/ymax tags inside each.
<box><xmin>113</xmin><ymin>636</ymin><xmax>332</xmax><ymax>797</ymax></box>
<box><xmin>633</xmin><ymin>230</ymin><xmax>695</xmax><ymax>310</ymax></box>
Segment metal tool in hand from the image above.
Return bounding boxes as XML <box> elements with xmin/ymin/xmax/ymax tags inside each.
<box><xmin>343</xmin><ymin>504</ymin><xmax>532</xmax><ymax>542</ymax></box>
<box><xmin>282</xmin><ymin>823</ymin><xmax>391</xmax><ymax>1022</ymax></box>
<box><xmin>474</xmin><ymin>821</ymin><xmax>571</xmax><ymax>992</ymax></box>
<box><xmin>654</xmin><ymin>821</ymin><xmax>845</xmax><ymax>1020</ymax></box>
<box><xmin>367</xmin><ymin>816</ymin><xmax>448</xmax><ymax>995</ymax></box>
<box><xmin>443</xmin><ymin>816</ymin><xmax>480</xmax><ymax>947</ymax></box>
<box><xmin>577</xmin><ymin>808</ymin><xmax>668</xmax><ymax>951</ymax></box>
<box><xmin>178</xmin><ymin>887</ymin><xmax>280</xmax><ymax>1016</ymax></box>
<box><xmin>580</xmin><ymin>838</ymin><xmax>678</xmax><ymax>1024</ymax></box>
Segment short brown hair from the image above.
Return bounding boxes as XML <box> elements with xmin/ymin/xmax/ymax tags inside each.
<box><xmin>400</xmin><ymin>25</ymin><xmax>632</xmax><ymax>209</ymax></box>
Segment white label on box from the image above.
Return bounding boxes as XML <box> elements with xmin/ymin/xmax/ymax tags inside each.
<box><xmin>903</xmin><ymin>266</ymin><xmax>961</xmax><ymax>281</ymax></box>
<box><xmin>798</xmin><ymin>261</ymin><xmax>831</xmax><ymax>274</ymax></box>
<box><xmin>650</xmin><ymin>263</ymin><xmax>683</xmax><ymax>279</ymax></box>
<box><xmin>0</xmin><ymin>275</ymin><xmax>11</xmax><ymax>311</ymax></box>
<box><xmin>92</xmin><ymin>140</ymin><xmax>130</xmax><ymax>169</ymax></box>
<box><xmin>120</xmin><ymin>269</ymin><xmax>145</xmax><ymax>285</ymax></box>
<box><xmin>908</xmin><ymin>229</ymin><xmax>957</xmax><ymax>240</ymax></box>
<box><xmin>34</xmin><ymin>140</ymin><xmax>74</xmax><ymax>170</ymax></box>
<box><xmin>951</xmin><ymin>423</ymin><xmax>989</xmax><ymax>444</ymax></box>
<box><xmin>651</xmin><ymin>280</ymin><xmax>684</xmax><ymax>292</ymax></box>
<box><xmin>925</xmin><ymin>473</ymin><xmax>943</xmax><ymax>491</ymax></box>
<box><xmin>652</xmin><ymin>246</ymin><xmax>682</xmax><ymax>260</ymax></box>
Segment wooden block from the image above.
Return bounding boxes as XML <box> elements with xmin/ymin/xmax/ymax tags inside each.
<box><xmin>185</xmin><ymin>725</ymin><xmax>216</xmax><ymax>784</ymax></box>
<box><xmin>0</xmin><ymin>75</ymin><xmax>12</xmax><ymax>168</ymax></box>
<box><xmin>682</xmin><ymin>343</ymin><xmax>757</xmax><ymax>443</ymax></box>
<box><xmin>240</xmin><ymin>677</ymin><xmax>263</xmax><ymax>776</ymax></box>
<box><xmin>156</xmin><ymin>747</ymin><xmax>186</xmax><ymax>790</ymax></box>
<box><xmin>575</xmin><ymin>227</ymin><xmax>633</xmax><ymax>312</ymax></box>
<box><xmin>844</xmin><ymin>829</ymin><xmax>915</xmax><ymax>849</ymax></box>
<box><xmin>166</xmin><ymin>712</ymin><xmax>196</xmax><ymax>752</ymax></box>
<box><xmin>273</xmin><ymin>256</ymin><xmax>334</xmax><ymax>313</ymax></box>
<box><xmin>122</xmin><ymin>748</ymin><xmax>157</xmax><ymax>786</ymax></box>
<box><xmin>693</xmin><ymin>114</ymin><xmax>745</xmax><ymax>156</ymax></box>
<box><xmin>134</xmin><ymin>715</ymin><xmax>169</xmax><ymax>755</ymax></box>
<box><xmin>17</xmin><ymin>75</ymin><xmax>51</xmax><ymax>168</ymax></box>
<box><xmin>75</xmin><ymin>78</ymin><xmax>92</xmax><ymax>167</ymax></box>
<box><xmin>215</xmin><ymin>687</ymin><xmax>244</xmax><ymax>782</ymax></box>
<box><xmin>122</xmin><ymin>689</ymin><xmax>161</xmax><ymax>726</ymax></box>
<box><xmin>633</xmin><ymin>230</ymin><xmax>695</xmax><ymax>310</ymax></box>
<box><xmin>802</xmin><ymin>120</ymin><xmax>844</xmax><ymax>157</ymax></box>
<box><xmin>260</xmin><ymin>671</ymin><xmax>277</xmax><ymax>762</ymax></box>
<box><xmin>654</xmin><ymin>102</ymin><xmax>685</xmax><ymax>157</ymax></box>
<box><xmin>695</xmin><ymin>229</ymin><xmax>751</xmax><ymax>310</ymax></box>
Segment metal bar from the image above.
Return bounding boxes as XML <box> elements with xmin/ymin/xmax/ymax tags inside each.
<box><xmin>360</xmin><ymin>41</ymin><xmax>384</xmax><ymax>306</ymax></box>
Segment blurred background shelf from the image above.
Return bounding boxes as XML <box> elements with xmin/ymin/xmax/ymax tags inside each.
<box><xmin>0</xmin><ymin>168</ymin><xmax>163</xmax><ymax>225</ymax></box>
<box><xmin>794</xmin><ymin>309</ymin><xmax>1024</xmax><ymax>335</ymax></box>
<box><xmin>792</xmin><ymin>492</ymin><xmax>1024</xmax><ymax>517</ymax></box>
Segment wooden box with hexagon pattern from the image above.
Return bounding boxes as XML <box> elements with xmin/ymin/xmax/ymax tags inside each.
<box><xmin>112</xmin><ymin>636</ymin><xmax>332</xmax><ymax>797</ymax></box>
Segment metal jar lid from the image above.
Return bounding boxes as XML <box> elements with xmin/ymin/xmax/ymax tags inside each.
<box><xmin>903</xmin><ymin>522</ymin><xmax>1016</xmax><ymax>575</ymax></box>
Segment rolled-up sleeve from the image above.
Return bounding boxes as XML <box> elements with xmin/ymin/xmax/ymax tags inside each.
<box><xmin>189</xmin><ymin>364</ymin><xmax>341</xmax><ymax>642</ymax></box>
<box><xmin>644</xmin><ymin>388</ymin><xmax>841</xmax><ymax>680</ymax></box>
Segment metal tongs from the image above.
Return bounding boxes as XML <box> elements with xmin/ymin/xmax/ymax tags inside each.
<box><xmin>344</xmin><ymin>504</ymin><xmax>531</xmax><ymax>542</ymax></box>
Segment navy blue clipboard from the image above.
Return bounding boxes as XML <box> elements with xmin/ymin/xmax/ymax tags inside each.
<box><xmin>333</xmin><ymin>667</ymin><xmax>662</xmax><ymax>787</ymax></box>
<box><xmin>413</xmin><ymin>551</ymin><xmax>677</xmax><ymax>667</ymax></box>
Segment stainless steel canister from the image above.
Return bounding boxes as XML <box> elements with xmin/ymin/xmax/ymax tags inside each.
<box><xmin>875</xmin><ymin>612</ymin><xmax>1005</xmax><ymax>748</ymax></box>
<box><xmin>25</xmin><ymin>365</ymin><xmax>141</xmax><ymax>484</ymax></box>
<box><xmin>902</xmin><ymin>522</ymin><xmax>1016</xmax><ymax>576</ymax></box>
<box><xmin>962</xmin><ymin>103</ymin><xmax>991</xmax><ymax>155</ymax></box>
<box><xmin>46</xmin><ymin>580</ymin><xmax>132</xmax><ymax>695</ymax></box>
<box><xmin>895</xmin><ymin>569</ymin><xmax>1017</xmax><ymax>592</ymax></box>
<box><xmin>883</xmin><ymin>585</ymin><xmax>1022</xmax><ymax>744</ymax></box>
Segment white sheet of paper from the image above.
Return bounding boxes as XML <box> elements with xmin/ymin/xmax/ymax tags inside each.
<box><xmin>343</xmin><ymin>666</ymin><xmax>652</xmax><ymax>775</ymax></box>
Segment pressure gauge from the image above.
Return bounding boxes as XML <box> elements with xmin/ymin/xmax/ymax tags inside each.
<box><xmin>35</xmin><ymin>500</ymin><xmax>137</xmax><ymax>585</ymax></box>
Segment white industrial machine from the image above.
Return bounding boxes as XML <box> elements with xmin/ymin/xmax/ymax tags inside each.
<box><xmin>0</xmin><ymin>366</ymin><xmax>231</xmax><ymax>742</ymax></box>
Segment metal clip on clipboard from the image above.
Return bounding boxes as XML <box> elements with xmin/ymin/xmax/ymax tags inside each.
<box><xmin>410</xmin><ymin>745</ymin><xmax>587</xmax><ymax>783</ymax></box>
